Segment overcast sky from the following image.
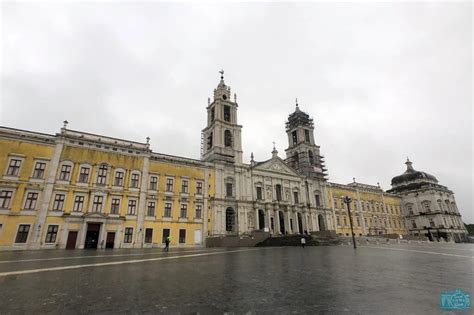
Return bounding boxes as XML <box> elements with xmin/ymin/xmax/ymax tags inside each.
<box><xmin>1</xmin><ymin>1</ymin><xmax>472</xmax><ymax>223</ymax></box>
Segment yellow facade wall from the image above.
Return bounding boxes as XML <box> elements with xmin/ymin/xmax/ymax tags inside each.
<box><xmin>0</xmin><ymin>130</ymin><xmax>213</xmax><ymax>250</ymax></box>
<box><xmin>327</xmin><ymin>184</ymin><xmax>408</xmax><ymax>237</ymax></box>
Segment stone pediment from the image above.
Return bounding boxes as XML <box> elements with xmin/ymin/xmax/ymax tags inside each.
<box><xmin>253</xmin><ymin>157</ymin><xmax>300</xmax><ymax>177</ymax></box>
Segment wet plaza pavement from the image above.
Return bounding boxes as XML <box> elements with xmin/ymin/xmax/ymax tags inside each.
<box><xmin>0</xmin><ymin>243</ymin><xmax>472</xmax><ymax>314</ymax></box>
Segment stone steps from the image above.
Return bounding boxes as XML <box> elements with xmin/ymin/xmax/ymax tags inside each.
<box><xmin>255</xmin><ymin>234</ymin><xmax>342</xmax><ymax>247</ymax></box>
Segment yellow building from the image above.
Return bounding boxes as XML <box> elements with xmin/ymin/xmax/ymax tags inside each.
<box><xmin>327</xmin><ymin>181</ymin><xmax>408</xmax><ymax>237</ymax></box>
<box><xmin>0</xmin><ymin>124</ymin><xmax>214</xmax><ymax>250</ymax></box>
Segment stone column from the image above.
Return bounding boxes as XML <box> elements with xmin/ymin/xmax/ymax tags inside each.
<box><xmin>302</xmin><ymin>211</ymin><xmax>308</xmax><ymax>233</ymax></box>
<box><xmin>78</xmin><ymin>222</ymin><xmax>87</xmax><ymax>249</ymax></box>
<box><xmin>255</xmin><ymin>208</ymin><xmax>259</xmax><ymax>230</ymax></box>
<box><xmin>203</xmin><ymin>168</ymin><xmax>210</xmax><ymax>244</ymax></box>
<box><xmin>135</xmin><ymin>154</ymin><xmax>150</xmax><ymax>248</ymax></box>
<box><xmin>30</xmin><ymin>139</ymin><xmax>65</xmax><ymax>249</ymax></box>
<box><xmin>275</xmin><ymin>209</ymin><xmax>281</xmax><ymax>235</ymax></box>
<box><xmin>355</xmin><ymin>188</ymin><xmax>367</xmax><ymax>235</ymax></box>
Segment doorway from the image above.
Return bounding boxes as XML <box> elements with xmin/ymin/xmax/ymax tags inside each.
<box><xmin>279</xmin><ymin>211</ymin><xmax>285</xmax><ymax>234</ymax></box>
<box><xmin>106</xmin><ymin>232</ymin><xmax>115</xmax><ymax>249</ymax></box>
<box><xmin>318</xmin><ymin>214</ymin><xmax>326</xmax><ymax>231</ymax></box>
<box><xmin>84</xmin><ymin>223</ymin><xmax>101</xmax><ymax>249</ymax></box>
<box><xmin>66</xmin><ymin>231</ymin><xmax>78</xmax><ymax>249</ymax></box>
<box><xmin>258</xmin><ymin>209</ymin><xmax>265</xmax><ymax>230</ymax></box>
<box><xmin>297</xmin><ymin>213</ymin><xmax>303</xmax><ymax>234</ymax></box>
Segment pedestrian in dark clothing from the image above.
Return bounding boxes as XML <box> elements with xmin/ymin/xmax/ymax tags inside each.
<box><xmin>164</xmin><ymin>237</ymin><xmax>170</xmax><ymax>252</ymax></box>
<box><xmin>301</xmin><ymin>237</ymin><xmax>306</xmax><ymax>248</ymax></box>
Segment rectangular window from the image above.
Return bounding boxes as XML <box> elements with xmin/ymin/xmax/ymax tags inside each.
<box><xmin>226</xmin><ymin>183</ymin><xmax>233</xmax><ymax>197</ymax></box>
<box><xmin>124</xmin><ymin>227</ymin><xmax>133</xmax><ymax>243</ymax></box>
<box><xmin>59</xmin><ymin>164</ymin><xmax>72</xmax><ymax>181</ymax></box>
<box><xmin>130</xmin><ymin>173</ymin><xmax>140</xmax><ymax>188</ymax></box>
<box><xmin>195</xmin><ymin>204</ymin><xmax>202</xmax><ymax>219</ymax></box>
<box><xmin>127</xmin><ymin>199</ymin><xmax>137</xmax><ymax>215</ymax></box>
<box><xmin>256</xmin><ymin>187</ymin><xmax>262</xmax><ymax>200</ymax></box>
<box><xmin>179</xmin><ymin>229</ymin><xmax>186</xmax><ymax>243</ymax></box>
<box><xmin>6</xmin><ymin>159</ymin><xmax>21</xmax><ymax>176</ymax></box>
<box><xmin>24</xmin><ymin>192</ymin><xmax>39</xmax><ymax>210</ymax></box>
<box><xmin>114</xmin><ymin>171</ymin><xmax>124</xmax><ymax>186</ymax></box>
<box><xmin>180</xmin><ymin>204</ymin><xmax>187</xmax><ymax>218</ymax></box>
<box><xmin>293</xmin><ymin>191</ymin><xmax>299</xmax><ymax>204</ymax></box>
<box><xmin>343</xmin><ymin>217</ymin><xmax>347</xmax><ymax>226</ymax></box>
<box><xmin>149</xmin><ymin>176</ymin><xmax>158</xmax><ymax>190</ymax></box>
<box><xmin>429</xmin><ymin>219</ymin><xmax>435</xmax><ymax>228</ymax></box>
<box><xmin>164</xmin><ymin>203</ymin><xmax>172</xmax><ymax>217</ymax></box>
<box><xmin>147</xmin><ymin>201</ymin><xmax>155</xmax><ymax>217</ymax></box>
<box><xmin>45</xmin><ymin>225</ymin><xmax>59</xmax><ymax>243</ymax></box>
<box><xmin>92</xmin><ymin>195</ymin><xmax>103</xmax><ymax>213</ymax></box>
<box><xmin>181</xmin><ymin>180</ymin><xmax>188</xmax><ymax>193</ymax></box>
<box><xmin>196</xmin><ymin>181</ymin><xmax>203</xmax><ymax>195</ymax></box>
<box><xmin>223</xmin><ymin>105</ymin><xmax>231</xmax><ymax>122</ymax></box>
<box><xmin>97</xmin><ymin>165</ymin><xmax>108</xmax><ymax>185</ymax></box>
<box><xmin>304</xmin><ymin>129</ymin><xmax>310</xmax><ymax>142</ymax></box>
<box><xmin>73</xmin><ymin>195</ymin><xmax>84</xmax><ymax>212</ymax></box>
<box><xmin>145</xmin><ymin>228</ymin><xmax>153</xmax><ymax>244</ymax></box>
<box><xmin>315</xmin><ymin>195</ymin><xmax>321</xmax><ymax>206</ymax></box>
<box><xmin>411</xmin><ymin>220</ymin><xmax>417</xmax><ymax>228</ymax></box>
<box><xmin>336</xmin><ymin>216</ymin><xmax>340</xmax><ymax>226</ymax></box>
<box><xmin>32</xmin><ymin>162</ymin><xmax>46</xmax><ymax>179</ymax></box>
<box><xmin>52</xmin><ymin>194</ymin><xmax>65</xmax><ymax>211</ymax></box>
<box><xmin>166</xmin><ymin>178</ymin><xmax>174</xmax><ymax>192</ymax></box>
<box><xmin>333</xmin><ymin>198</ymin><xmax>338</xmax><ymax>209</ymax></box>
<box><xmin>78</xmin><ymin>167</ymin><xmax>90</xmax><ymax>183</ymax></box>
<box><xmin>15</xmin><ymin>224</ymin><xmax>30</xmax><ymax>243</ymax></box>
<box><xmin>162</xmin><ymin>228</ymin><xmax>170</xmax><ymax>243</ymax></box>
<box><xmin>110</xmin><ymin>198</ymin><xmax>120</xmax><ymax>214</ymax></box>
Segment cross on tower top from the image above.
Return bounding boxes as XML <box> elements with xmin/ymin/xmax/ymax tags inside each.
<box><xmin>219</xmin><ymin>69</ymin><xmax>224</xmax><ymax>80</ymax></box>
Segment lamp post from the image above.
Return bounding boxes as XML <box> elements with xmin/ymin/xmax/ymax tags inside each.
<box><xmin>343</xmin><ymin>196</ymin><xmax>357</xmax><ymax>249</ymax></box>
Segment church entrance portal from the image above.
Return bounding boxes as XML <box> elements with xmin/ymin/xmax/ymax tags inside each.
<box><xmin>318</xmin><ymin>214</ymin><xmax>326</xmax><ymax>231</ymax></box>
<box><xmin>297</xmin><ymin>213</ymin><xmax>303</xmax><ymax>234</ymax></box>
<box><xmin>279</xmin><ymin>211</ymin><xmax>285</xmax><ymax>234</ymax></box>
<box><xmin>258</xmin><ymin>209</ymin><xmax>265</xmax><ymax>230</ymax></box>
<box><xmin>84</xmin><ymin>223</ymin><xmax>101</xmax><ymax>249</ymax></box>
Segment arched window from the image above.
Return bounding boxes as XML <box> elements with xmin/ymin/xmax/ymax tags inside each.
<box><xmin>308</xmin><ymin>150</ymin><xmax>314</xmax><ymax>165</ymax></box>
<box><xmin>437</xmin><ymin>199</ymin><xmax>443</xmax><ymax>211</ymax></box>
<box><xmin>226</xmin><ymin>207</ymin><xmax>235</xmax><ymax>232</ymax></box>
<box><xmin>224</xmin><ymin>130</ymin><xmax>232</xmax><ymax>147</ymax></box>
<box><xmin>421</xmin><ymin>201</ymin><xmax>431</xmax><ymax>212</ymax></box>
<box><xmin>444</xmin><ymin>200</ymin><xmax>451</xmax><ymax>212</ymax></box>
<box><xmin>207</xmin><ymin>132</ymin><xmax>213</xmax><ymax>149</ymax></box>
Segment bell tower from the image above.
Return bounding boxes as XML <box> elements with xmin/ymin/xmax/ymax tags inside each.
<box><xmin>201</xmin><ymin>71</ymin><xmax>243</xmax><ymax>164</ymax></box>
<box><xmin>285</xmin><ymin>100</ymin><xmax>327</xmax><ymax>179</ymax></box>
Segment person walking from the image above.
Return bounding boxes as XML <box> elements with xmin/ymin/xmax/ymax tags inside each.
<box><xmin>301</xmin><ymin>236</ymin><xmax>306</xmax><ymax>248</ymax></box>
<box><xmin>164</xmin><ymin>236</ymin><xmax>170</xmax><ymax>252</ymax></box>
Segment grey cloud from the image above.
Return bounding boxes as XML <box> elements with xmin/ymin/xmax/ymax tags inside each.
<box><xmin>1</xmin><ymin>2</ymin><xmax>471</xmax><ymax>222</ymax></box>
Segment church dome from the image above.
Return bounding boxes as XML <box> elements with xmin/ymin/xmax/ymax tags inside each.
<box><xmin>391</xmin><ymin>158</ymin><xmax>438</xmax><ymax>186</ymax></box>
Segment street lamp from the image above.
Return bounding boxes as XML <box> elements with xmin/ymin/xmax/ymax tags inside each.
<box><xmin>342</xmin><ymin>196</ymin><xmax>357</xmax><ymax>249</ymax></box>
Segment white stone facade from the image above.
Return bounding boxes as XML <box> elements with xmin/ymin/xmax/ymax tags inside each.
<box><xmin>203</xmin><ymin>75</ymin><xmax>332</xmax><ymax>236</ymax></box>
<box><xmin>388</xmin><ymin>159</ymin><xmax>468</xmax><ymax>242</ymax></box>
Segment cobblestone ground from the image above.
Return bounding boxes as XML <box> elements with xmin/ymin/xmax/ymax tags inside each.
<box><xmin>0</xmin><ymin>243</ymin><xmax>472</xmax><ymax>314</ymax></box>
